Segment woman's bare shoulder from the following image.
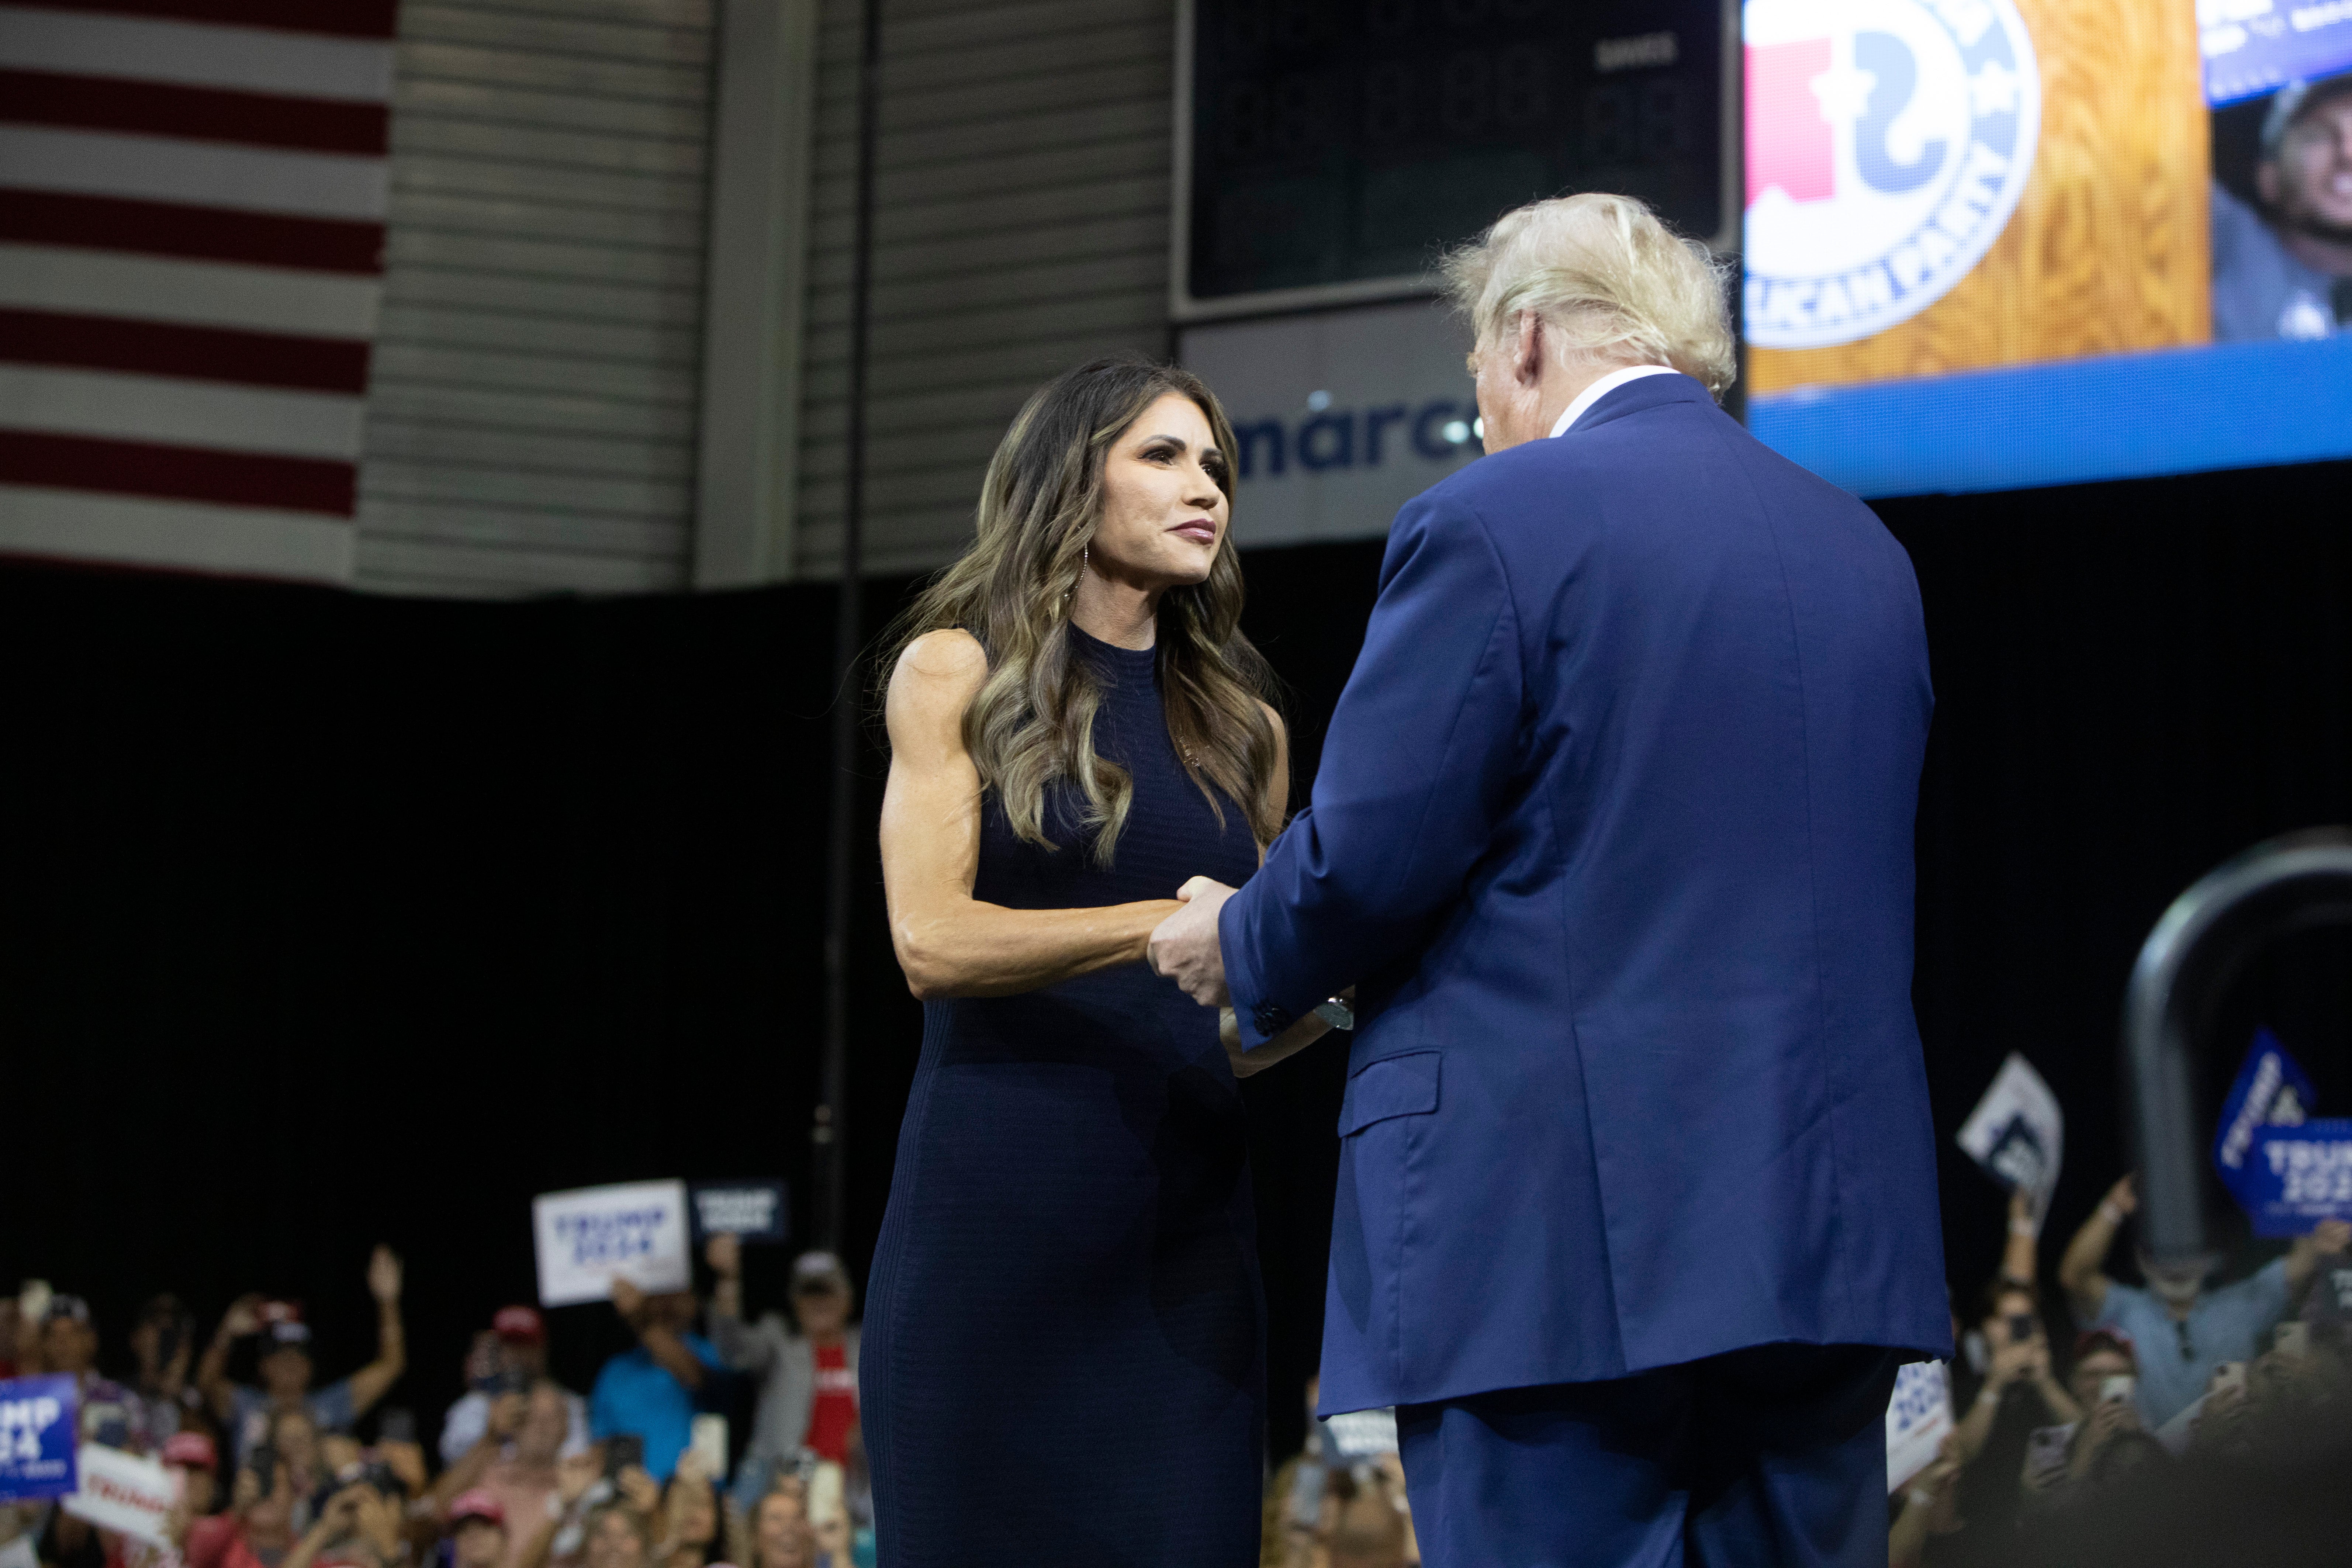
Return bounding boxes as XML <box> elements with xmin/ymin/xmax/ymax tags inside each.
<box><xmin>887</xmin><ymin>629</ymin><xmax>988</xmax><ymax>725</ymax></box>
<box><xmin>894</xmin><ymin>628</ymin><xmax>987</xmax><ymax>685</ymax></box>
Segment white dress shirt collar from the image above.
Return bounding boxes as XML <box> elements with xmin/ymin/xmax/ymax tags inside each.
<box><xmin>1548</xmin><ymin>364</ymin><xmax>1681</xmax><ymax>439</ymax></box>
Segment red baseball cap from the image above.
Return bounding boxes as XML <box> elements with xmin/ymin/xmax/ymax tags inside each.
<box><xmin>491</xmin><ymin>1306</ymin><xmax>545</xmax><ymax>1345</ymax></box>
<box><xmin>448</xmin><ymin>1491</ymin><xmax>506</xmax><ymax>1529</ymax></box>
<box><xmin>162</xmin><ymin>1432</ymin><xmax>218</xmax><ymax>1471</ymax></box>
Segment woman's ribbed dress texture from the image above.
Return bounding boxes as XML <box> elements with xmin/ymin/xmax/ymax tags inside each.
<box><xmin>861</xmin><ymin>627</ymin><xmax>1266</xmax><ymax>1566</ymax></box>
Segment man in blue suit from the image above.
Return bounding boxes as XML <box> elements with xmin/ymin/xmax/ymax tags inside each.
<box><xmin>1149</xmin><ymin>193</ymin><xmax>1950</xmax><ymax>1566</ymax></box>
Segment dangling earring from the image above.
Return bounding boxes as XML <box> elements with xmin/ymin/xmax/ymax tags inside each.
<box><xmin>1083</xmin><ymin>542</ymin><xmax>1089</xmax><ymax>570</ymax></box>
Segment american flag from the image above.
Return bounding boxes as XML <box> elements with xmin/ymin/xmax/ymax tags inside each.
<box><xmin>0</xmin><ymin>0</ymin><xmax>396</xmax><ymax>583</ymax></box>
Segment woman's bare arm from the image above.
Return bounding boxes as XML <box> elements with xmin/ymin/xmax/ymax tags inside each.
<box><xmin>881</xmin><ymin>630</ymin><xmax>1181</xmax><ymax>999</ymax></box>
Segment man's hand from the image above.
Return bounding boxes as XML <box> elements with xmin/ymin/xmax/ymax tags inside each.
<box><xmin>611</xmin><ymin>1277</ymin><xmax>646</xmax><ymax>1326</ymax></box>
<box><xmin>706</xmin><ymin>1233</ymin><xmax>741</xmax><ymax>1281</ymax></box>
<box><xmin>1147</xmin><ymin>877</ymin><xmax>1236</xmax><ymax>1006</ymax></box>
<box><xmin>366</xmin><ymin>1245</ymin><xmax>402</xmax><ymax>1304</ymax></box>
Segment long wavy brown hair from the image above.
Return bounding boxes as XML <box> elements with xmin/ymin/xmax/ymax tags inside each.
<box><xmin>879</xmin><ymin>355</ymin><xmax>1282</xmax><ymax>865</ymax></box>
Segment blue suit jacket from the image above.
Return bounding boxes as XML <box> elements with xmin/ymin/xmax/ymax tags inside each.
<box><xmin>1220</xmin><ymin>374</ymin><xmax>1951</xmax><ymax>1416</ymax></box>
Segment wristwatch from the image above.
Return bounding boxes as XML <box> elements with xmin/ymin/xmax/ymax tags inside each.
<box><xmin>1314</xmin><ymin>997</ymin><xmax>1355</xmax><ymax>1031</ymax></box>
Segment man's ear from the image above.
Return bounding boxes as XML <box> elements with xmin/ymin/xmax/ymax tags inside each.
<box><xmin>1514</xmin><ymin>311</ymin><xmax>1546</xmax><ymax>388</ymax></box>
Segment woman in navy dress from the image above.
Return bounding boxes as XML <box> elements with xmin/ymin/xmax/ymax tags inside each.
<box><xmin>862</xmin><ymin>357</ymin><xmax>1339</xmax><ymax>1564</ymax></box>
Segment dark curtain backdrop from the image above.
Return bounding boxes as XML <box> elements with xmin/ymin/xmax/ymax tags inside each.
<box><xmin>7</xmin><ymin>454</ymin><xmax>2350</xmax><ymax>1463</ymax></box>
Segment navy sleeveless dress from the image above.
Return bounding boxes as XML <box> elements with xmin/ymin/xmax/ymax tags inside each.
<box><xmin>862</xmin><ymin>626</ymin><xmax>1266</xmax><ymax>1566</ymax></box>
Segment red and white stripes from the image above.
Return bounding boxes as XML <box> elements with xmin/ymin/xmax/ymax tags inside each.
<box><xmin>0</xmin><ymin>0</ymin><xmax>398</xmax><ymax>582</ymax></box>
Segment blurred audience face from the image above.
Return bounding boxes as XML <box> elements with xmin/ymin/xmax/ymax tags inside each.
<box><xmin>242</xmin><ymin>1464</ymin><xmax>297</xmax><ymax>1545</ymax></box>
<box><xmin>641</xmin><ymin>1294</ymin><xmax>697</xmax><ymax>1333</ymax></box>
<box><xmin>452</xmin><ymin>1519</ymin><xmax>506</xmax><ymax>1568</ymax></box>
<box><xmin>516</xmin><ymin>1383</ymin><xmax>568</xmax><ymax>1466</ymax></box>
<box><xmin>171</xmin><ymin>1463</ymin><xmax>218</xmax><ymax>1516</ymax></box>
<box><xmin>790</xmin><ymin>1280</ymin><xmax>848</xmax><ymax>1340</ymax></box>
<box><xmin>2071</xmin><ymin>1340</ymin><xmax>2137</xmax><ymax>1409</ymax></box>
<box><xmin>2262</xmin><ymin>90</ymin><xmax>2352</xmax><ymax>236</ymax></box>
<box><xmin>2134</xmin><ymin>1248</ymin><xmax>2216</xmax><ymax>1312</ymax></box>
<box><xmin>583</xmin><ymin>1508</ymin><xmax>650</xmax><ymax>1568</ymax></box>
<box><xmin>670</xmin><ymin>1479</ymin><xmax>716</xmax><ymax>1548</ymax></box>
<box><xmin>1983</xmin><ymin>1285</ymin><xmax>2039</xmax><ymax>1342</ymax></box>
<box><xmin>260</xmin><ymin>1343</ymin><xmax>314</xmax><ymax>1399</ymax></box>
<box><xmin>270</xmin><ymin>1407</ymin><xmax>321</xmax><ymax>1480</ymax></box>
<box><xmin>752</xmin><ymin>1492</ymin><xmax>806</xmax><ymax>1568</ymax></box>
<box><xmin>42</xmin><ymin>1316</ymin><xmax>98</xmax><ymax>1377</ymax></box>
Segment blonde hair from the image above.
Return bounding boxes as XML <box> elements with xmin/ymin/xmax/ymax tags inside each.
<box><xmin>878</xmin><ymin>356</ymin><xmax>1282</xmax><ymax>865</ymax></box>
<box><xmin>1440</xmin><ymin>192</ymin><xmax>1736</xmax><ymax>397</ymax></box>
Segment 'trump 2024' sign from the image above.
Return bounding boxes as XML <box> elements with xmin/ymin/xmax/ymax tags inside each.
<box><xmin>533</xmin><ymin>1180</ymin><xmax>692</xmax><ymax>1308</ymax></box>
<box><xmin>0</xmin><ymin>1375</ymin><xmax>78</xmax><ymax>1503</ymax></box>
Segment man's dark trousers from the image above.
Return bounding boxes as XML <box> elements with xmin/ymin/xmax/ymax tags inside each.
<box><xmin>1397</xmin><ymin>1344</ymin><xmax>1901</xmax><ymax>1568</ymax></box>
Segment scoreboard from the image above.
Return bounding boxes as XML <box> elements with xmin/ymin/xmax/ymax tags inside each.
<box><xmin>1175</xmin><ymin>0</ymin><xmax>1740</xmax><ymax>318</ymax></box>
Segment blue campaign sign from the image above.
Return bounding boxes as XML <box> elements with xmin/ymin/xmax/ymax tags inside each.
<box><xmin>0</xmin><ymin>1374</ymin><xmax>79</xmax><ymax>1502</ymax></box>
<box><xmin>689</xmin><ymin>1180</ymin><xmax>789</xmax><ymax>1244</ymax></box>
<box><xmin>2213</xmin><ymin>1029</ymin><xmax>2317</xmax><ymax>1204</ymax></box>
<box><xmin>2241</xmin><ymin>1119</ymin><xmax>2352</xmax><ymax>1237</ymax></box>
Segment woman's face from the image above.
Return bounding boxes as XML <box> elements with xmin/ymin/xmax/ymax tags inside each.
<box><xmin>1089</xmin><ymin>393</ymin><xmax>1230</xmax><ymax>591</ymax></box>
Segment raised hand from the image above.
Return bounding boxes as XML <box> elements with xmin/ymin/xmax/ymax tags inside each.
<box><xmin>366</xmin><ymin>1245</ymin><xmax>403</xmax><ymax>1304</ymax></box>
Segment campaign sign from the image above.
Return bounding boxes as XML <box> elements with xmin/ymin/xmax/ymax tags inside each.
<box><xmin>0</xmin><ymin>1375</ymin><xmax>78</xmax><ymax>1502</ymax></box>
<box><xmin>1744</xmin><ymin>0</ymin><xmax>2043</xmax><ymax>347</ymax></box>
<box><xmin>1317</xmin><ymin>1408</ymin><xmax>1399</xmax><ymax>1461</ymax></box>
<box><xmin>1884</xmin><ymin>1359</ymin><xmax>1953</xmax><ymax>1493</ymax></box>
<box><xmin>689</xmin><ymin>1180</ymin><xmax>789</xmax><ymax>1244</ymax></box>
<box><xmin>2239</xmin><ymin>1119</ymin><xmax>2352</xmax><ymax>1237</ymax></box>
<box><xmin>2213</xmin><ymin>1028</ymin><xmax>2315</xmax><ymax>1205</ymax></box>
<box><xmin>62</xmin><ymin>1444</ymin><xmax>177</xmax><ymax>1545</ymax></box>
<box><xmin>1955</xmin><ymin>1053</ymin><xmax>2064</xmax><ymax>1226</ymax></box>
<box><xmin>533</xmin><ymin>1180</ymin><xmax>691</xmax><ymax>1308</ymax></box>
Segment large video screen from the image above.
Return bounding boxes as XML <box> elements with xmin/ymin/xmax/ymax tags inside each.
<box><xmin>1744</xmin><ymin>0</ymin><xmax>2352</xmax><ymax>496</ymax></box>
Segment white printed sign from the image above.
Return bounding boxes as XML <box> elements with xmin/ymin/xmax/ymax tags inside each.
<box><xmin>533</xmin><ymin>1180</ymin><xmax>691</xmax><ymax>1308</ymax></box>
<box><xmin>1955</xmin><ymin>1052</ymin><xmax>2064</xmax><ymax>1228</ymax></box>
<box><xmin>1884</xmin><ymin>1360</ymin><xmax>1953</xmax><ymax>1492</ymax></box>
<box><xmin>63</xmin><ymin>1444</ymin><xmax>177</xmax><ymax>1545</ymax></box>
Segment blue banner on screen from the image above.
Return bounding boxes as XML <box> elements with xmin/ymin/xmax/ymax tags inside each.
<box><xmin>0</xmin><ymin>1375</ymin><xmax>79</xmax><ymax>1502</ymax></box>
<box><xmin>2201</xmin><ymin>0</ymin><xmax>2352</xmax><ymax>105</ymax></box>
<box><xmin>1743</xmin><ymin>0</ymin><xmax>2352</xmax><ymax>501</ymax></box>
<box><xmin>690</xmin><ymin>1180</ymin><xmax>789</xmax><ymax>1243</ymax></box>
<box><xmin>2213</xmin><ymin>1028</ymin><xmax>2318</xmax><ymax>1204</ymax></box>
<box><xmin>2239</xmin><ymin>1119</ymin><xmax>2352</xmax><ymax>1235</ymax></box>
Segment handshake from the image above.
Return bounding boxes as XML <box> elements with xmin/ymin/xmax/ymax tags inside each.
<box><xmin>1146</xmin><ymin>876</ymin><xmax>1238</xmax><ymax>1006</ymax></box>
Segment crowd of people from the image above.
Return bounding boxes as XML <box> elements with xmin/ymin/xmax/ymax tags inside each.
<box><xmin>0</xmin><ymin>1241</ymin><xmax>868</xmax><ymax>1568</ymax></box>
<box><xmin>7</xmin><ymin>1183</ymin><xmax>2348</xmax><ymax>1568</ymax></box>
<box><xmin>1888</xmin><ymin>1180</ymin><xmax>2352</xmax><ymax>1567</ymax></box>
